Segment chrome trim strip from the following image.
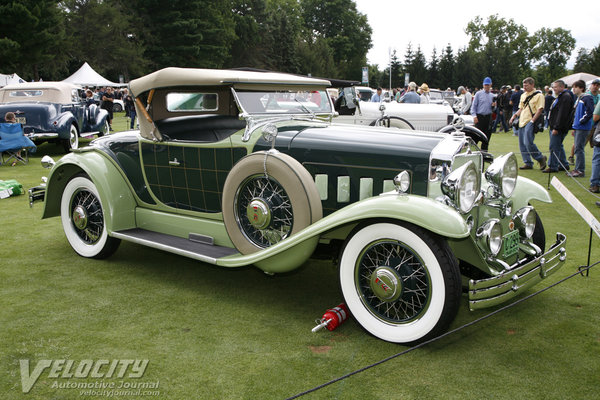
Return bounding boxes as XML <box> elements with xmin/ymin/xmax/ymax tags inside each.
<box><xmin>26</xmin><ymin>132</ymin><xmax>59</xmax><ymax>139</ymax></box>
<box><xmin>468</xmin><ymin>232</ymin><xmax>566</xmax><ymax>310</ymax></box>
<box><xmin>110</xmin><ymin>231</ymin><xmax>218</xmax><ymax>264</ymax></box>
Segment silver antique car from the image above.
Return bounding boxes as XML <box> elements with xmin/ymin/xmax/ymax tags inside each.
<box><xmin>30</xmin><ymin>68</ymin><xmax>566</xmax><ymax>344</ymax></box>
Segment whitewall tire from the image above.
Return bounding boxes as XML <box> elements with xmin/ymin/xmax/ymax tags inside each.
<box><xmin>60</xmin><ymin>176</ymin><xmax>120</xmax><ymax>259</ymax></box>
<box><xmin>339</xmin><ymin>222</ymin><xmax>461</xmax><ymax>344</ymax></box>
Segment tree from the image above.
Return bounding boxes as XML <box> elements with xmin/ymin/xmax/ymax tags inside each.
<box><xmin>531</xmin><ymin>27</ymin><xmax>575</xmax><ymax>85</ymax></box>
<box><xmin>301</xmin><ymin>0</ymin><xmax>372</xmax><ymax>80</ymax></box>
<box><xmin>0</xmin><ymin>0</ymin><xmax>68</xmax><ymax>80</ymax></box>
<box><xmin>129</xmin><ymin>0</ymin><xmax>235</xmax><ymax>71</ymax></box>
<box><xmin>229</xmin><ymin>0</ymin><xmax>269</xmax><ymax>68</ymax></box>
<box><xmin>438</xmin><ymin>44</ymin><xmax>454</xmax><ymax>89</ymax></box>
<box><xmin>409</xmin><ymin>46</ymin><xmax>428</xmax><ymax>85</ymax></box>
<box><xmin>62</xmin><ymin>0</ymin><xmax>147</xmax><ymax>82</ymax></box>
<box><xmin>428</xmin><ymin>47</ymin><xmax>439</xmax><ymax>88</ymax></box>
<box><xmin>465</xmin><ymin>15</ymin><xmax>530</xmax><ymax>87</ymax></box>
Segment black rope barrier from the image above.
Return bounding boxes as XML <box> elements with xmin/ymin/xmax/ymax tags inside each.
<box><xmin>286</xmin><ymin>261</ymin><xmax>598</xmax><ymax>400</ymax></box>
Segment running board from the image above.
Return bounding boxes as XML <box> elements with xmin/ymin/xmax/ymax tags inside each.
<box><xmin>80</xmin><ymin>131</ymin><xmax>101</xmax><ymax>139</ymax></box>
<box><xmin>111</xmin><ymin>228</ymin><xmax>239</xmax><ymax>264</ymax></box>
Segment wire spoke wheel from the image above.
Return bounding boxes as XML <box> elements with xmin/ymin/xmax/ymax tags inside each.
<box><xmin>235</xmin><ymin>174</ymin><xmax>293</xmax><ymax>248</ymax></box>
<box><xmin>356</xmin><ymin>240</ymin><xmax>431</xmax><ymax>323</ymax></box>
<box><xmin>340</xmin><ymin>222</ymin><xmax>461</xmax><ymax>344</ymax></box>
<box><xmin>69</xmin><ymin>188</ymin><xmax>104</xmax><ymax>245</ymax></box>
<box><xmin>60</xmin><ymin>175</ymin><xmax>120</xmax><ymax>259</ymax></box>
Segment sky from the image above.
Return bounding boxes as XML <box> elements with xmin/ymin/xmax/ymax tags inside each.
<box><xmin>353</xmin><ymin>0</ymin><xmax>599</xmax><ymax>70</ymax></box>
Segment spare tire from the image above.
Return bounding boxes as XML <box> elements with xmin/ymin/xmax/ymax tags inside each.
<box><xmin>222</xmin><ymin>151</ymin><xmax>322</xmax><ymax>254</ymax></box>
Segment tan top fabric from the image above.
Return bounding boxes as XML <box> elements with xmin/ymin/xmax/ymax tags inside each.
<box><xmin>0</xmin><ymin>82</ymin><xmax>81</xmax><ymax>104</ymax></box>
<box><xmin>518</xmin><ymin>90</ymin><xmax>544</xmax><ymax>128</ymax></box>
<box><xmin>129</xmin><ymin>68</ymin><xmax>331</xmax><ymax>96</ymax></box>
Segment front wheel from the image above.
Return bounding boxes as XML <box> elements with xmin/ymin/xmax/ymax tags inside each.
<box><xmin>339</xmin><ymin>222</ymin><xmax>461</xmax><ymax>344</ymax></box>
<box><xmin>60</xmin><ymin>176</ymin><xmax>121</xmax><ymax>259</ymax></box>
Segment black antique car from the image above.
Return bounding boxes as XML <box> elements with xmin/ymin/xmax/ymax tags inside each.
<box><xmin>0</xmin><ymin>82</ymin><xmax>110</xmax><ymax>152</ymax></box>
<box><xmin>30</xmin><ymin>68</ymin><xmax>566</xmax><ymax>344</ymax></box>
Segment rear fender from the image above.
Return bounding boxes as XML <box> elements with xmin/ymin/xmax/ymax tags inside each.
<box><xmin>42</xmin><ymin>151</ymin><xmax>136</xmax><ymax>232</ymax></box>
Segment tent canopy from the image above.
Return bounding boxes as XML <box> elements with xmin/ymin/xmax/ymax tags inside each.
<box><xmin>556</xmin><ymin>72</ymin><xmax>600</xmax><ymax>87</ymax></box>
<box><xmin>0</xmin><ymin>73</ymin><xmax>25</xmax><ymax>87</ymax></box>
<box><xmin>62</xmin><ymin>62</ymin><xmax>121</xmax><ymax>87</ymax></box>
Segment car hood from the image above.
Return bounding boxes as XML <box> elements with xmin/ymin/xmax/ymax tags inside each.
<box><xmin>255</xmin><ymin>122</ymin><xmax>445</xmax><ymax>197</ymax></box>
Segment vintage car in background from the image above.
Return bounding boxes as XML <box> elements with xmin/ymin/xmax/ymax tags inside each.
<box><xmin>0</xmin><ymin>82</ymin><xmax>110</xmax><ymax>152</ymax></box>
<box><xmin>30</xmin><ymin>68</ymin><xmax>566</xmax><ymax>344</ymax></box>
<box><xmin>334</xmin><ymin>86</ymin><xmax>480</xmax><ymax>142</ymax></box>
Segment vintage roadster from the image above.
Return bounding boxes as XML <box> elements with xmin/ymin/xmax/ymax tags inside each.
<box><xmin>30</xmin><ymin>68</ymin><xmax>566</xmax><ymax>344</ymax></box>
<box><xmin>0</xmin><ymin>82</ymin><xmax>110</xmax><ymax>152</ymax></box>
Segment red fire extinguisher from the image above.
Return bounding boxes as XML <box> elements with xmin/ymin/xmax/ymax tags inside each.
<box><xmin>312</xmin><ymin>303</ymin><xmax>350</xmax><ymax>333</ymax></box>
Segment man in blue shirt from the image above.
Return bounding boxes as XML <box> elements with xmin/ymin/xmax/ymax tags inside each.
<box><xmin>470</xmin><ymin>77</ymin><xmax>496</xmax><ymax>151</ymax></box>
<box><xmin>371</xmin><ymin>87</ymin><xmax>383</xmax><ymax>102</ymax></box>
<box><xmin>399</xmin><ymin>82</ymin><xmax>420</xmax><ymax>103</ymax></box>
<box><xmin>510</xmin><ymin>85</ymin><xmax>523</xmax><ymax>136</ymax></box>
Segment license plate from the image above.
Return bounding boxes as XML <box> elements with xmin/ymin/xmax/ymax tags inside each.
<box><xmin>15</xmin><ymin>117</ymin><xmax>26</xmax><ymax>124</ymax></box>
<box><xmin>502</xmin><ymin>230</ymin><xmax>520</xmax><ymax>258</ymax></box>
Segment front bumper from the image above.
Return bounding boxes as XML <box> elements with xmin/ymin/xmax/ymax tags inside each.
<box><xmin>28</xmin><ymin>184</ymin><xmax>46</xmax><ymax>207</ymax></box>
<box><xmin>468</xmin><ymin>233</ymin><xmax>567</xmax><ymax>310</ymax></box>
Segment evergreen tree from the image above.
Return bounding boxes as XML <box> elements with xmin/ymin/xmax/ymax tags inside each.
<box><xmin>438</xmin><ymin>44</ymin><xmax>454</xmax><ymax>89</ymax></box>
<box><xmin>0</xmin><ymin>0</ymin><xmax>68</xmax><ymax>80</ymax></box>
<box><xmin>428</xmin><ymin>47</ymin><xmax>439</xmax><ymax>88</ymax></box>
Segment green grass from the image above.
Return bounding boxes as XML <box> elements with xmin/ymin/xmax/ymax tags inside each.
<box><xmin>1</xmin><ymin>114</ymin><xmax>599</xmax><ymax>399</ymax></box>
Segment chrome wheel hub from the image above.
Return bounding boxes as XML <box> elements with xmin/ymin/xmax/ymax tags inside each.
<box><xmin>72</xmin><ymin>205</ymin><xmax>88</xmax><ymax>230</ymax></box>
<box><xmin>370</xmin><ymin>266</ymin><xmax>403</xmax><ymax>302</ymax></box>
<box><xmin>246</xmin><ymin>198</ymin><xmax>272</xmax><ymax>230</ymax></box>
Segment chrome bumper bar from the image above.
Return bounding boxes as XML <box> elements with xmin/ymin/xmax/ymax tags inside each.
<box><xmin>26</xmin><ymin>132</ymin><xmax>59</xmax><ymax>140</ymax></box>
<box><xmin>468</xmin><ymin>233</ymin><xmax>567</xmax><ymax>310</ymax></box>
<box><xmin>28</xmin><ymin>184</ymin><xmax>46</xmax><ymax>207</ymax></box>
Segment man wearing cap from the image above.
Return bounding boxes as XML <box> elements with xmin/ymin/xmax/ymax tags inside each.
<box><xmin>509</xmin><ymin>77</ymin><xmax>547</xmax><ymax>170</ymax></box>
<box><xmin>470</xmin><ymin>77</ymin><xmax>496</xmax><ymax>151</ymax></box>
<box><xmin>588</xmin><ymin>78</ymin><xmax>600</xmax><ymax>105</ymax></box>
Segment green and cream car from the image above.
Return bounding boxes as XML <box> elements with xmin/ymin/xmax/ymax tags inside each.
<box><xmin>30</xmin><ymin>68</ymin><xmax>566</xmax><ymax>344</ymax></box>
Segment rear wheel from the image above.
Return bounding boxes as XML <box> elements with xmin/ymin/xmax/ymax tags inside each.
<box><xmin>339</xmin><ymin>222</ymin><xmax>461</xmax><ymax>344</ymax></box>
<box><xmin>62</xmin><ymin>124</ymin><xmax>79</xmax><ymax>152</ymax></box>
<box><xmin>60</xmin><ymin>175</ymin><xmax>120</xmax><ymax>259</ymax></box>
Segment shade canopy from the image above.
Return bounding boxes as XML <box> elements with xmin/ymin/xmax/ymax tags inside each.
<box><xmin>0</xmin><ymin>73</ymin><xmax>25</xmax><ymax>87</ymax></box>
<box><xmin>556</xmin><ymin>72</ymin><xmax>600</xmax><ymax>87</ymax></box>
<box><xmin>62</xmin><ymin>62</ymin><xmax>120</xmax><ymax>87</ymax></box>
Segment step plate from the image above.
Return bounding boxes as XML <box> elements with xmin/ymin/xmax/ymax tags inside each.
<box><xmin>112</xmin><ymin>228</ymin><xmax>239</xmax><ymax>264</ymax></box>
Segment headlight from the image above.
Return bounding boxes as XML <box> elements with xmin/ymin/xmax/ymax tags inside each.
<box><xmin>393</xmin><ymin>171</ymin><xmax>410</xmax><ymax>193</ymax></box>
<box><xmin>441</xmin><ymin>160</ymin><xmax>481</xmax><ymax>213</ymax></box>
<box><xmin>514</xmin><ymin>206</ymin><xmax>536</xmax><ymax>239</ymax></box>
<box><xmin>476</xmin><ymin>219</ymin><xmax>503</xmax><ymax>256</ymax></box>
<box><xmin>485</xmin><ymin>152</ymin><xmax>518</xmax><ymax>198</ymax></box>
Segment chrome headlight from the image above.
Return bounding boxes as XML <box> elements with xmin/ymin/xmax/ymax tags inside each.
<box><xmin>476</xmin><ymin>219</ymin><xmax>503</xmax><ymax>256</ymax></box>
<box><xmin>514</xmin><ymin>206</ymin><xmax>536</xmax><ymax>239</ymax></box>
<box><xmin>485</xmin><ymin>152</ymin><xmax>518</xmax><ymax>198</ymax></box>
<box><xmin>441</xmin><ymin>160</ymin><xmax>481</xmax><ymax>213</ymax></box>
<box><xmin>393</xmin><ymin>171</ymin><xmax>410</xmax><ymax>193</ymax></box>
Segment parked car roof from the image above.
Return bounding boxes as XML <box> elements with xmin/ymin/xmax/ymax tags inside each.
<box><xmin>0</xmin><ymin>81</ymin><xmax>82</xmax><ymax>104</ymax></box>
<box><xmin>129</xmin><ymin>68</ymin><xmax>331</xmax><ymax>96</ymax></box>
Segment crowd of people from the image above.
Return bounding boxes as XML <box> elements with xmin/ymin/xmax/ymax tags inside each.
<box><xmin>82</xmin><ymin>86</ymin><xmax>137</xmax><ymax>130</ymax></box>
<box><xmin>369</xmin><ymin>76</ymin><xmax>600</xmax><ymax>197</ymax></box>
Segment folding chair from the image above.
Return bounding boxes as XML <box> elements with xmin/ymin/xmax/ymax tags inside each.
<box><xmin>0</xmin><ymin>122</ymin><xmax>36</xmax><ymax>166</ymax></box>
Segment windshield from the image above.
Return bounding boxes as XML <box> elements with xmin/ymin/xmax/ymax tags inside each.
<box><xmin>234</xmin><ymin>90</ymin><xmax>333</xmax><ymax>116</ymax></box>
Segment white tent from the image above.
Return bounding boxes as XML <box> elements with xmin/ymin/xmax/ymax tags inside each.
<box><xmin>0</xmin><ymin>73</ymin><xmax>25</xmax><ymax>87</ymax></box>
<box><xmin>556</xmin><ymin>72</ymin><xmax>600</xmax><ymax>87</ymax></box>
<box><xmin>62</xmin><ymin>62</ymin><xmax>120</xmax><ymax>87</ymax></box>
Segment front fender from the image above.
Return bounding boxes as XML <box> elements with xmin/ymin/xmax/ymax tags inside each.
<box><xmin>511</xmin><ymin>176</ymin><xmax>552</xmax><ymax>207</ymax></box>
<box><xmin>41</xmin><ymin>150</ymin><xmax>137</xmax><ymax>232</ymax></box>
<box><xmin>218</xmin><ymin>194</ymin><xmax>469</xmax><ymax>270</ymax></box>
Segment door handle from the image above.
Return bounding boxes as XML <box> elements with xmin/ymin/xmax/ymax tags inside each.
<box><xmin>169</xmin><ymin>158</ymin><xmax>181</xmax><ymax>167</ymax></box>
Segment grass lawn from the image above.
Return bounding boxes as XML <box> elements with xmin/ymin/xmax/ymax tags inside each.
<box><xmin>1</xmin><ymin>113</ymin><xmax>599</xmax><ymax>399</ymax></box>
